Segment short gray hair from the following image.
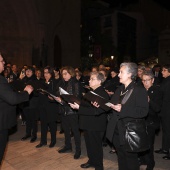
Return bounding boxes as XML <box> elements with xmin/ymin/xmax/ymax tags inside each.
<box><xmin>90</xmin><ymin>71</ymin><xmax>105</xmax><ymax>83</ymax></box>
<box><xmin>142</xmin><ymin>70</ymin><xmax>154</xmax><ymax>79</ymax></box>
<box><xmin>120</xmin><ymin>62</ymin><xmax>138</xmax><ymax>80</ymax></box>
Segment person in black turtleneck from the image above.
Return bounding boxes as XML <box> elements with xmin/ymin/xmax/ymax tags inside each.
<box><xmin>21</xmin><ymin>66</ymin><xmax>40</xmax><ymax>143</ymax></box>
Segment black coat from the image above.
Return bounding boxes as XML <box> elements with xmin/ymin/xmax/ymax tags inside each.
<box><xmin>146</xmin><ymin>85</ymin><xmax>162</xmax><ymax>128</ymax></box>
<box><xmin>78</xmin><ymin>86</ymin><xmax>109</xmax><ymax>131</ymax></box>
<box><xmin>38</xmin><ymin>78</ymin><xmax>59</xmax><ymax>122</ymax></box>
<box><xmin>106</xmin><ymin>82</ymin><xmax>149</xmax><ymax>144</ymax></box>
<box><xmin>57</xmin><ymin>77</ymin><xmax>83</xmax><ymax>115</ymax></box>
<box><xmin>160</xmin><ymin>76</ymin><xmax>170</xmax><ymax>118</ymax></box>
<box><xmin>20</xmin><ymin>75</ymin><xmax>40</xmax><ymax>120</ymax></box>
<box><xmin>0</xmin><ymin>75</ymin><xmax>29</xmax><ymax>131</ymax></box>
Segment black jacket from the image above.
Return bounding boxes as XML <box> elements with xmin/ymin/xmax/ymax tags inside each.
<box><xmin>57</xmin><ymin>77</ymin><xmax>83</xmax><ymax>115</ymax></box>
<box><xmin>0</xmin><ymin>75</ymin><xmax>29</xmax><ymax>130</ymax></box>
<box><xmin>146</xmin><ymin>85</ymin><xmax>162</xmax><ymax>128</ymax></box>
<box><xmin>106</xmin><ymin>82</ymin><xmax>149</xmax><ymax>144</ymax></box>
<box><xmin>160</xmin><ymin>76</ymin><xmax>170</xmax><ymax>118</ymax></box>
<box><xmin>78</xmin><ymin>86</ymin><xmax>109</xmax><ymax>131</ymax></box>
<box><xmin>38</xmin><ymin>78</ymin><xmax>59</xmax><ymax>122</ymax></box>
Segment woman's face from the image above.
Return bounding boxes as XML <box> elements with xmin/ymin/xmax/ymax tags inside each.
<box><xmin>111</xmin><ymin>71</ymin><xmax>117</xmax><ymax>78</ymax></box>
<box><xmin>162</xmin><ymin>67</ymin><xmax>170</xmax><ymax>78</ymax></box>
<box><xmin>44</xmin><ymin>69</ymin><xmax>51</xmax><ymax>81</ymax></box>
<box><xmin>142</xmin><ymin>75</ymin><xmax>154</xmax><ymax>90</ymax></box>
<box><xmin>118</xmin><ymin>66</ymin><xmax>132</xmax><ymax>85</ymax></box>
<box><xmin>137</xmin><ymin>68</ymin><xmax>144</xmax><ymax>78</ymax></box>
<box><xmin>36</xmin><ymin>70</ymin><xmax>41</xmax><ymax>78</ymax></box>
<box><xmin>26</xmin><ymin>69</ymin><xmax>33</xmax><ymax>78</ymax></box>
<box><xmin>89</xmin><ymin>74</ymin><xmax>101</xmax><ymax>89</ymax></box>
<box><xmin>62</xmin><ymin>69</ymin><xmax>72</xmax><ymax>81</ymax></box>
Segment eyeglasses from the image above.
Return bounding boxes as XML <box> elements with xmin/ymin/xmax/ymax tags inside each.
<box><xmin>62</xmin><ymin>72</ymin><xmax>68</xmax><ymax>76</ymax></box>
<box><xmin>89</xmin><ymin>78</ymin><xmax>98</xmax><ymax>81</ymax></box>
<box><xmin>142</xmin><ymin>78</ymin><xmax>152</xmax><ymax>83</ymax></box>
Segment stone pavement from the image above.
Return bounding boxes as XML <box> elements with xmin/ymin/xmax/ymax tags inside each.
<box><xmin>1</xmin><ymin>120</ymin><xmax>170</xmax><ymax>170</ymax></box>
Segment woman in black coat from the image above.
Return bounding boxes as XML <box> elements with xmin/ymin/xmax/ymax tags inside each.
<box><xmin>138</xmin><ymin>70</ymin><xmax>162</xmax><ymax>170</ymax></box>
<box><xmin>106</xmin><ymin>62</ymin><xmax>149</xmax><ymax>170</ymax></box>
<box><xmin>155</xmin><ymin>64</ymin><xmax>170</xmax><ymax>160</ymax></box>
<box><xmin>36</xmin><ymin>66</ymin><xmax>59</xmax><ymax>148</ymax></box>
<box><xmin>20</xmin><ymin>66</ymin><xmax>40</xmax><ymax>143</ymax></box>
<box><xmin>69</xmin><ymin>71</ymin><xmax>109</xmax><ymax>170</ymax></box>
<box><xmin>55</xmin><ymin>66</ymin><xmax>83</xmax><ymax>159</ymax></box>
<box><xmin>0</xmin><ymin>53</ymin><xmax>33</xmax><ymax>165</ymax></box>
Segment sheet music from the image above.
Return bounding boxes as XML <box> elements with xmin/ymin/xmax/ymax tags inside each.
<box><xmin>59</xmin><ymin>87</ymin><xmax>69</xmax><ymax>95</ymax></box>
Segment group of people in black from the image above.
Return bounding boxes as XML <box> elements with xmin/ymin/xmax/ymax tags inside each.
<box><xmin>1</xmin><ymin>56</ymin><xmax>170</xmax><ymax>170</ymax></box>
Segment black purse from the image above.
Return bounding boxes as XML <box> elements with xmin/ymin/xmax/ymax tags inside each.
<box><xmin>120</xmin><ymin>87</ymin><xmax>149</xmax><ymax>152</ymax></box>
<box><xmin>124</xmin><ymin>119</ymin><xmax>150</xmax><ymax>152</ymax></box>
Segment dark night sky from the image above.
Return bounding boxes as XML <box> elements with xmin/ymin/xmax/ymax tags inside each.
<box><xmin>103</xmin><ymin>0</ymin><xmax>170</xmax><ymax>11</ymax></box>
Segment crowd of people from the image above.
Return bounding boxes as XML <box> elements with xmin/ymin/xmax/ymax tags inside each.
<box><xmin>0</xmin><ymin>53</ymin><xmax>170</xmax><ymax>170</ymax></box>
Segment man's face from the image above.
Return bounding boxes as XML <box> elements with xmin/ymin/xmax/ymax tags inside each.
<box><xmin>0</xmin><ymin>55</ymin><xmax>5</xmax><ymax>73</ymax></box>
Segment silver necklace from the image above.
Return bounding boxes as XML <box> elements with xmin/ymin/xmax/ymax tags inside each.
<box><xmin>120</xmin><ymin>90</ymin><xmax>128</xmax><ymax>96</ymax></box>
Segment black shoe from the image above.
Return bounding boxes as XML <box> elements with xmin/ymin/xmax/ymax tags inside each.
<box><xmin>49</xmin><ymin>141</ymin><xmax>56</xmax><ymax>148</ymax></box>
<box><xmin>30</xmin><ymin>136</ymin><xmax>37</xmax><ymax>143</ymax></box>
<box><xmin>59</xmin><ymin>130</ymin><xmax>64</xmax><ymax>134</ymax></box>
<box><xmin>162</xmin><ymin>155</ymin><xmax>170</xmax><ymax>160</ymax></box>
<box><xmin>155</xmin><ymin>148</ymin><xmax>168</xmax><ymax>154</ymax></box>
<box><xmin>58</xmin><ymin>147</ymin><xmax>72</xmax><ymax>153</ymax></box>
<box><xmin>80</xmin><ymin>162</ymin><xmax>95</xmax><ymax>168</ymax></box>
<box><xmin>74</xmin><ymin>150</ymin><xmax>81</xmax><ymax>159</ymax></box>
<box><xmin>36</xmin><ymin>142</ymin><xmax>47</xmax><ymax>148</ymax></box>
<box><xmin>21</xmin><ymin>135</ymin><xmax>31</xmax><ymax>141</ymax></box>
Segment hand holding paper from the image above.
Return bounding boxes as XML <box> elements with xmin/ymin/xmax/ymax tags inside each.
<box><xmin>69</xmin><ymin>102</ymin><xmax>80</xmax><ymax>110</ymax></box>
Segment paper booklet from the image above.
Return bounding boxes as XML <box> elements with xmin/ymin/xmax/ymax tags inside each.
<box><xmin>37</xmin><ymin>88</ymin><xmax>63</xmax><ymax>105</ymax></box>
<box><xmin>59</xmin><ymin>87</ymin><xmax>81</xmax><ymax>105</ymax></box>
<box><xmin>83</xmin><ymin>91</ymin><xmax>112</xmax><ymax>111</ymax></box>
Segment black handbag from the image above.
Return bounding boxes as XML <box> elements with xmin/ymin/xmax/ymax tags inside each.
<box><xmin>124</xmin><ymin>119</ymin><xmax>150</xmax><ymax>152</ymax></box>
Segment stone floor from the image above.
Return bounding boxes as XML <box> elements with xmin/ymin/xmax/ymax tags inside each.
<box><xmin>1</xmin><ymin>120</ymin><xmax>170</xmax><ymax>170</ymax></box>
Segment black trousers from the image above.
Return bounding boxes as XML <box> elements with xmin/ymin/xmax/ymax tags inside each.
<box><xmin>139</xmin><ymin>125</ymin><xmax>155</xmax><ymax>169</ymax></box>
<box><xmin>24</xmin><ymin>108</ymin><xmax>38</xmax><ymax>137</ymax></box>
<box><xmin>84</xmin><ymin>130</ymin><xmax>104</xmax><ymax>170</ymax></box>
<box><xmin>40</xmin><ymin>120</ymin><xmax>57</xmax><ymax>143</ymax></box>
<box><xmin>161</xmin><ymin>117</ymin><xmax>170</xmax><ymax>151</ymax></box>
<box><xmin>113</xmin><ymin>129</ymin><xmax>139</xmax><ymax>170</ymax></box>
<box><xmin>0</xmin><ymin>129</ymin><xmax>8</xmax><ymax>165</ymax></box>
<box><xmin>62</xmin><ymin>114</ymin><xmax>81</xmax><ymax>151</ymax></box>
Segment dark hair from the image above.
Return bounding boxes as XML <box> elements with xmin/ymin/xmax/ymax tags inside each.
<box><xmin>162</xmin><ymin>64</ymin><xmax>170</xmax><ymax>73</ymax></box>
<box><xmin>44</xmin><ymin>66</ymin><xmax>55</xmax><ymax>78</ymax></box>
<box><xmin>26</xmin><ymin>66</ymin><xmax>35</xmax><ymax>74</ymax></box>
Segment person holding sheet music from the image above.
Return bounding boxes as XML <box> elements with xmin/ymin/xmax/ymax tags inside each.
<box><xmin>69</xmin><ymin>71</ymin><xmax>109</xmax><ymax>170</ymax></box>
<box><xmin>55</xmin><ymin>66</ymin><xmax>83</xmax><ymax>159</ymax></box>
<box><xmin>105</xmin><ymin>62</ymin><xmax>149</xmax><ymax>170</ymax></box>
<box><xmin>36</xmin><ymin>66</ymin><xmax>59</xmax><ymax>148</ymax></box>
